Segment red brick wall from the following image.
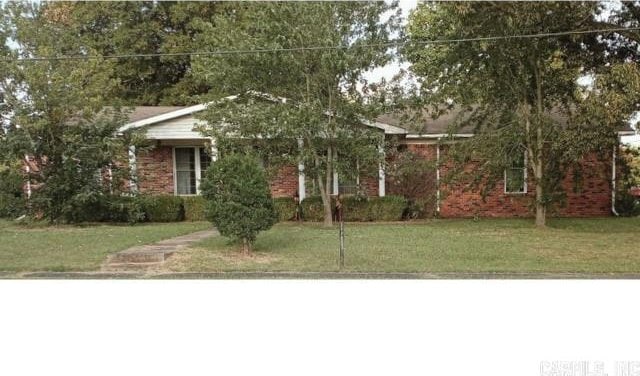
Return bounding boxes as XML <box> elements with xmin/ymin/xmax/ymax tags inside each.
<box><xmin>268</xmin><ymin>164</ymin><xmax>299</xmax><ymax>198</ymax></box>
<box><xmin>360</xmin><ymin>175</ymin><xmax>379</xmax><ymax>196</ymax></box>
<box><xmin>400</xmin><ymin>142</ymin><xmax>613</xmax><ymax>218</ymax></box>
<box><xmin>133</xmin><ymin>142</ymin><xmax>612</xmax><ymax>217</ymax></box>
<box><xmin>137</xmin><ymin>146</ymin><xmax>174</xmax><ymax>195</ymax></box>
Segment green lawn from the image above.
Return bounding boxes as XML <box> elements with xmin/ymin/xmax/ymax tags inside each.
<box><xmin>0</xmin><ymin>220</ymin><xmax>211</xmax><ymax>272</ymax></box>
<box><xmin>165</xmin><ymin>218</ymin><xmax>640</xmax><ymax>274</ymax></box>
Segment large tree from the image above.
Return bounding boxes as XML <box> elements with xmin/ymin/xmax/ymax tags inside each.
<box><xmin>403</xmin><ymin>1</ymin><xmax>623</xmax><ymax>227</ymax></box>
<box><xmin>2</xmin><ymin>3</ymin><xmax>135</xmax><ymax>222</ymax></box>
<box><xmin>35</xmin><ymin>1</ymin><xmax>230</xmax><ymax>105</ymax></box>
<box><xmin>193</xmin><ymin>2</ymin><xmax>400</xmax><ymax>226</ymax></box>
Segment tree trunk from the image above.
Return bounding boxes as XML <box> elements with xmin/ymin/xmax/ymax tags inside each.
<box><xmin>534</xmin><ymin>171</ymin><xmax>546</xmax><ymax>228</ymax></box>
<box><xmin>324</xmin><ymin>146</ymin><xmax>334</xmax><ymax>227</ymax></box>
<box><xmin>314</xmin><ymin>153</ymin><xmax>333</xmax><ymax>227</ymax></box>
<box><xmin>534</xmin><ymin>63</ymin><xmax>546</xmax><ymax>228</ymax></box>
<box><xmin>242</xmin><ymin>238</ymin><xmax>251</xmax><ymax>256</ymax></box>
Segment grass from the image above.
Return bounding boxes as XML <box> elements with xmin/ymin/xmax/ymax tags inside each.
<box><xmin>0</xmin><ymin>220</ymin><xmax>211</xmax><ymax>272</ymax></box>
<box><xmin>165</xmin><ymin>217</ymin><xmax>640</xmax><ymax>274</ymax></box>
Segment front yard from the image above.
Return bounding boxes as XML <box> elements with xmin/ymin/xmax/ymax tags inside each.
<box><xmin>1</xmin><ymin>217</ymin><xmax>639</xmax><ymax>275</ymax></box>
<box><xmin>165</xmin><ymin>218</ymin><xmax>640</xmax><ymax>274</ymax></box>
<box><xmin>0</xmin><ymin>220</ymin><xmax>210</xmax><ymax>272</ymax></box>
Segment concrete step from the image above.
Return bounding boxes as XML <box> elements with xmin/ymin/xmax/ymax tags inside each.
<box><xmin>102</xmin><ymin>262</ymin><xmax>163</xmax><ymax>271</ymax></box>
<box><xmin>110</xmin><ymin>251</ymin><xmax>166</xmax><ymax>264</ymax></box>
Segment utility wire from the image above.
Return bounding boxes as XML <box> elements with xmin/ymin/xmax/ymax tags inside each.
<box><xmin>1</xmin><ymin>26</ymin><xmax>639</xmax><ymax>62</ymax></box>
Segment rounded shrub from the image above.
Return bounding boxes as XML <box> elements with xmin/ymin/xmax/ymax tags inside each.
<box><xmin>200</xmin><ymin>153</ymin><xmax>277</xmax><ymax>254</ymax></box>
<box><xmin>137</xmin><ymin>195</ymin><xmax>185</xmax><ymax>222</ymax></box>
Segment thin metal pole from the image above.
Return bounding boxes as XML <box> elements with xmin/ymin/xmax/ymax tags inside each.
<box><xmin>339</xmin><ymin>219</ymin><xmax>345</xmax><ymax>269</ymax></box>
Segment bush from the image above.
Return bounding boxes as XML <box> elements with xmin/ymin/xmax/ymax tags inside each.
<box><xmin>300</xmin><ymin>196</ymin><xmax>326</xmax><ymax>222</ymax></box>
<box><xmin>200</xmin><ymin>153</ymin><xmax>277</xmax><ymax>254</ymax></box>
<box><xmin>386</xmin><ymin>149</ymin><xmax>438</xmax><ymax>219</ymax></box>
<box><xmin>273</xmin><ymin>197</ymin><xmax>298</xmax><ymax>221</ymax></box>
<box><xmin>616</xmin><ymin>190</ymin><xmax>640</xmax><ymax>217</ymax></box>
<box><xmin>301</xmin><ymin>195</ymin><xmax>407</xmax><ymax>222</ymax></box>
<box><xmin>103</xmin><ymin>195</ymin><xmax>146</xmax><ymax>224</ymax></box>
<box><xmin>137</xmin><ymin>195</ymin><xmax>185</xmax><ymax>222</ymax></box>
<box><xmin>0</xmin><ymin>168</ymin><xmax>26</xmax><ymax>219</ymax></box>
<box><xmin>343</xmin><ymin>195</ymin><xmax>406</xmax><ymax>221</ymax></box>
<box><xmin>183</xmin><ymin>196</ymin><xmax>207</xmax><ymax>221</ymax></box>
<box><xmin>60</xmin><ymin>194</ymin><xmax>145</xmax><ymax>224</ymax></box>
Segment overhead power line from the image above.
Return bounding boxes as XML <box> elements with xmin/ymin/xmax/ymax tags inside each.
<box><xmin>1</xmin><ymin>26</ymin><xmax>639</xmax><ymax>62</ymax></box>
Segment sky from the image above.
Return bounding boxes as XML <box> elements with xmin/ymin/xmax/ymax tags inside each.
<box><xmin>363</xmin><ymin>0</ymin><xmax>418</xmax><ymax>84</ymax></box>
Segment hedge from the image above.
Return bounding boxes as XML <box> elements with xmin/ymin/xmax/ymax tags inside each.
<box><xmin>300</xmin><ymin>196</ymin><xmax>326</xmax><ymax>222</ymax></box>
<box><xmin>273</xmin><ymin>197</ymin><xmax>298</xmax><ymax>221</ymax></box>
<box><xmin>137</xmin><ymin>195</ymin><xmax>185</xmax><ymax>222</ymax></box>
<box><xmin>183</xmin><ymin>196</ymin><xmax>207</xmax><ymax>221</ymax></box>
<box><xmin>300</xmin><ymin>195</ymin><xmax>407</xmax><ymax>222</ymax></box>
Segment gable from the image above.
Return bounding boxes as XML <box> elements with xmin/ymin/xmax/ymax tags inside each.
<box><xmin>144</xmin><ymin>114</ymin><xmax>207</xmax><ymax>140</ymax></box>
<box><xmin>118</xmin><ymin>92</ymin><xmax>405</xmax><ymax>137</ymax></box>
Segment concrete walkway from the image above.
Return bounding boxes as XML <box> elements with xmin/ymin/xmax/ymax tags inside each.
<box><xmin>102</xmin><ymin>229</ymin><xmax>218</xmax><ymax>271</ymax></box>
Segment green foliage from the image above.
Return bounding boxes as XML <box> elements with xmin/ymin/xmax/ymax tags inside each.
<box><xmin>35</xmin><ymin>2</ymin><xmax>231</xmax><ymax>105</ymax></box>
<box><xmin>273</xmin><ymin>197</ymin><xmax>298</xmax><ymax>222</ymax></box>
<box><xmin>404</xmin><ymin>2</ymin><xmax>612</xmax><ymax>226</ymax></box>
<box><xmin>137</xmin><ymin>195</ymin><xmax>185</xmax><ymax>223</ymax></box>
<box><xmin>102</xmin><ymin>195</ymin><xmax>146</xmax><ymax>224</ymax></box>
<box><xmin>54</xmin><ymin>194</ymin><xmax>146</xmax><ymax>224</ymax></box>
<box><xmin>200</xmin><ymin>154</ymin><xmax>277</xmax><ymax>249</ymax></box>
<box><xmin>2</xmin><ymin>3</ymin><xmax>135</xmax><ymax>223</ymax></box>
<box><xmin>183</xmin><ymin>196</ymin><xmax>207</xmax><ymax>222</ymax></box>
<box><xmin>386</xmin><ymin>149</ymin><xmax>438</xmax><ymax>218</ymax></box>
<box><xmin>301</xmin><ymin>195</ymin><xmax>407</xmax><ymax>222</ymax></box>
<box><xmin>615</xmin><ymin>147</ymin><xmax>640</xmax><ymax>217</ymax></box>
<box><xmin>300</xmin><ymin>196</ymin><xmax>326</xmax><ymax>222</ymax></box>
<box><xmin>342</xmin><ymin>196</ymin><xmax>407</xmax><ymax>222</ymax></box>
<box><xmin>0</xmin><ymin>167</ymin><xmax>26</xmax><ymax>218</ymax></box>
<box><xmin>195</xmin><ymin>2</ymin><xmax>400</xmax><ymax>225</ymax></box>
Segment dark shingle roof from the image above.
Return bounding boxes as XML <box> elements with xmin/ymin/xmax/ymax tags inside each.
<box><xmin>125</xmin><ymin>106</ymin><xmax>187</xmax><ymax>122</ymax></box>
<box><xmin>376</xmin><ymin>107</ymin><xmax>636</xmax><ymax>135</ymax></box>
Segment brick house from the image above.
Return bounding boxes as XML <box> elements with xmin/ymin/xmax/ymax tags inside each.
<box><xmin>118</xmin><ymin>101</ymin><xmax>636</xmax><ymax>218</ymax></box>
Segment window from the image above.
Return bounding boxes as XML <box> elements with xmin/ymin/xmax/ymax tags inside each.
<box><xmin>504</xmin><ymin>152</ymin><xmax>527</xmax><ymax>194</ymax></box>
<box><xmin>174</xmin><ymin>147</ymin><xmax>211</xmax><ymax>195</ymax></box>
<box><xmin>338</xmin><ymin>173</ymin><xmax>359</xmax><ymax>195</ymax></box>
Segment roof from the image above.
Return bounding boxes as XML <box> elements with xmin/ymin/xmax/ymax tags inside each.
<box><xmin>117</xmin><ymin>98</ymin><xmax>636</xmax><ymax>137</ymax></box>
<box><xmin>117</xmin><ymin>92</ymin><xmax>407</xmax><ymax>135</ymax></box>
<box><xmin>126</xmin><ymin>106</ymin><xmax>187</xmax><ymax>123</ymax></box>
<box><xmin>377</xmin><ymin>107</ymin><xmax>637</xmax><ymax>137</ymax></box>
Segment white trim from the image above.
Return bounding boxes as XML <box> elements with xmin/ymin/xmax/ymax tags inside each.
<box><xmin>209</xmin><ymin>138</ymin><xmax>218</xmax><ymax>162</ymax></box>
<box><xmin>359</xmin><ymin>119</ymin><xmax>408</xmax><ymax>135</ymax></box>
<box><xmin>405</xmin><ymin>133</ymin><xmax>475</xmax><ymax>139</ymax></box>
<box><xmin>173</xmin><ymin>146</ymin><xmax>209</xmax><ymax>195</ymax></box>
<box><xmin>172</xmin><ymin>147</ymin><xmax>178</xmax><ymax>195</ymax></box>
<box><xmin>332</xmin><ymin>149</ymin><xmax>339</xmax><ymax>195</ymax></box>
<box><xmin>24</xmin><ymin>155</ymin><xmax>32</xmax><ymax>199</ymax></box>
<box><xmin>119</xmin><ymin>92</ymin><xmax>408</xmax><ymax>136</ymax></box>
<box><xmin>297</xmin><ymin>138</ymin><xmax>305</xmax><ymax>201</ymax></box>
<box><xmin>378</xmin><ymin>143</ymin><xmax>385</xmax><ymax>197</ymax></box>
<box><xmin>128</xmin><ymin>146</ymin><xmax>138</xmax><ymax>193</ymax></box>
<box><xmin>118</xmin><ymin>95</ymin><xmax>238</xmax><ymax>133</ymax></box>
<box><xmin>195</xmin><ymin>147</ymin><xmax>202</xmax><ymax>194</ymax></box>
<box><xmin>503</xmin><ymin>151</ymin><xmax>528</xmax><ymax>194</ymax></box>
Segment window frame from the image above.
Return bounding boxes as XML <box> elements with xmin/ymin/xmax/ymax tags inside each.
<box><xmin>173</xmin><ymin>146</ymin><xmax>210</xmax><ymax>196</ymax></box>
<box><xmin>504</xmin><ymin>151</ymin><xmax>528</xmax><ymax>195</ymax></box>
